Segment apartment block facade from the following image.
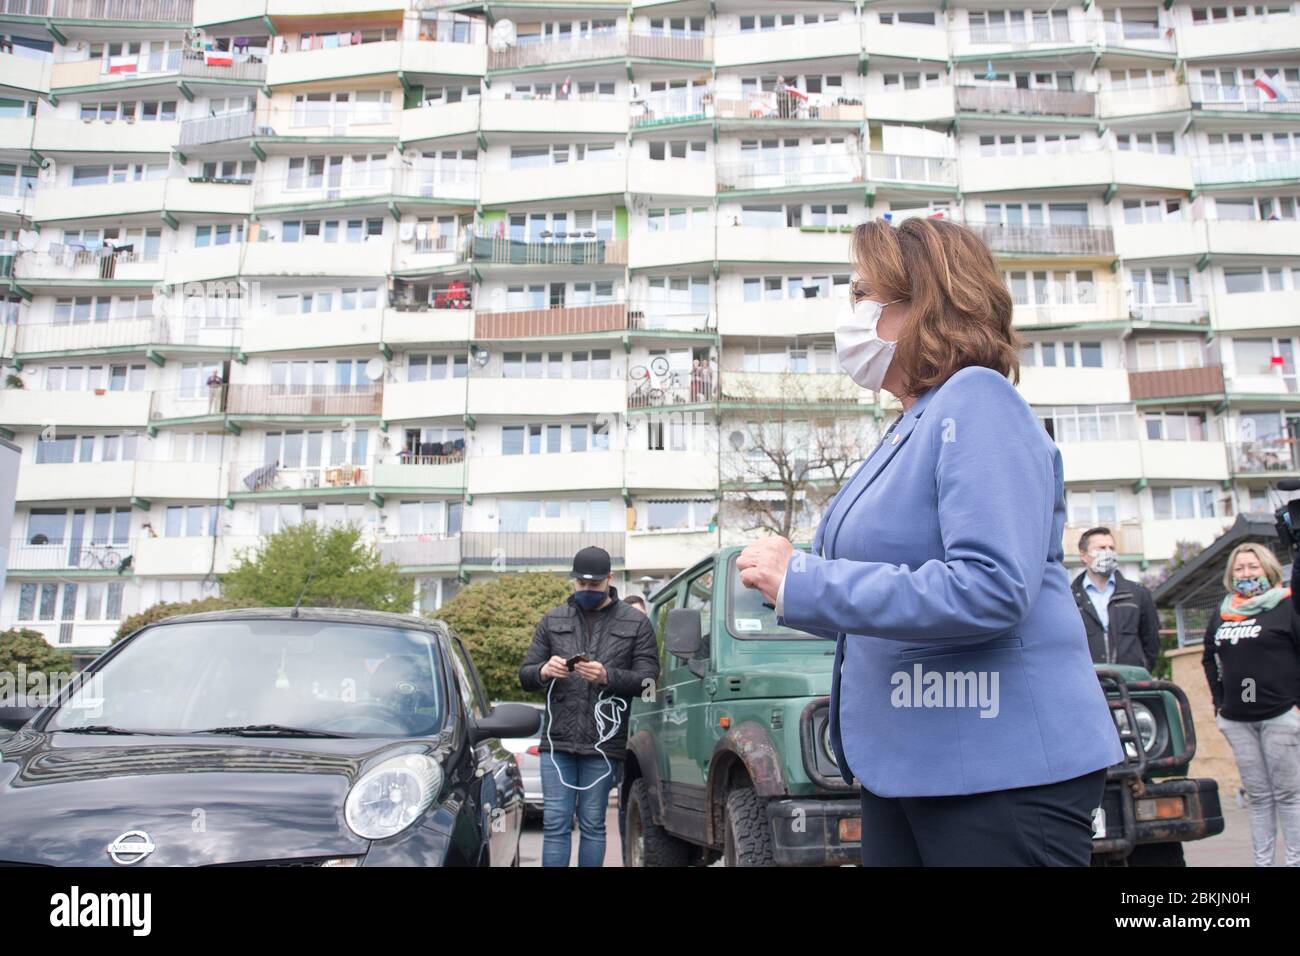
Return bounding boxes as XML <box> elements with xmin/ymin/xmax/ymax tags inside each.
<box><xmin>1</xmin><ymin>0</ymin><xmax>1298</xmax><ymax>654</ymax></box>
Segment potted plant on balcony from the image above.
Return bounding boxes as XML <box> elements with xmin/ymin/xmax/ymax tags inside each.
<box><xmin>5</xmin><ymin>374</ymin><xmax>23</xmax><ymax>389</ymax></box>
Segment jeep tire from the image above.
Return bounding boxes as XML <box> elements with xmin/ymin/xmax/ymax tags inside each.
<box><xmin>624</xmin><ymin>778</ymin><xmax>691</xmax><ymax>867</ymax></box>
<box><xmin>723</xmin><ymin>785</ymin><xmax>776</xmax><ymax>867</ymax></box>
<box><xmin>1126</xmin><ymin>842</ymin><xmax>1187</xmax><ymax>866</ymax></box>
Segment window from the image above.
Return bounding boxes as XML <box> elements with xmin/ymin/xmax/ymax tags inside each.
<box><xmin>1144</xmin><ymin>411</ymin><xmax>1207</xmax><ymax>441</ymax></box>
<box><xmin>1037</xmin><ymin>405</ymin><xmax>1139</xmax><ymax>442</ymax></box>
<box><xmin>1152</xmin><ymin>486</ymin><xmax>1220</xmax><ymax>520</ymax></box>
<box><xmin>164</xmin><ymin>504</ymin><xmax>219</xmax><ymax>537</ymax></box>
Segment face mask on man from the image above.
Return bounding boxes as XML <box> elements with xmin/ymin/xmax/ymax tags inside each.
<box><xmin>1087</xmin><ymin>548</ymin><xmax>1119</xmax><ymax>575</ymax></box>
<box><xmin>572</xmin><ymin>588</ymin><xmax>607</xmax><ymax>610</ymax></box>
<box><xmin>1232</xmin><ymin>575</ymin><xmax>1271</xmax><ymax>598</ymax></box>
<box><xmin>835</xmin><ymin>297</ymin><xmax>903</xmax><ymax>392</ymax></box>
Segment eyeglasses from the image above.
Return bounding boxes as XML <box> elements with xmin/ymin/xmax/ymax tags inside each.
<box><xmin>849</xmin><ymin>279</ymin><xmax>906</xmax><ymax>313</ymax></box>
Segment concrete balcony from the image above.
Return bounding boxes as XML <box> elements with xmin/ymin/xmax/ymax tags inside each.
<box><xmin>717</xmin><ymin>155</ymin><xmax>862</xmax><ymax>192</ymax></box>
<box><xmin>1018</xmin><ymin>366</ymin><xmax>1131</xmax><ymax>405</ymax></box>
<box><xmin>1093</xmin><ymin>22</ymin><xmax>1178</xmax><ymax>58</ymax></box>
<box><xmin>460</xmin><ymin>531</ymin><xmax>625</xmax><ymax>569</ymax></box>
<box><xmin>162</xmin><ymin>243</ymin><xmax>243</xmax><ymax>284</ymax></box>
<box><xmin>379</xmin><ymin>534</ymin><xmax>461</xmax><ymax>570</ymax></box>
<box><xmin>224</xmin><ymin>384</ymin><xmax>383</xmax><ymax>419</ymax></box>
<box><xmin>625</xmin><ymin>529</ymin><xmax>715</xmax><ymax>572</ymax></box>
<box><xmin>1112</xmin><ymin>151</ymin><xmax>1196</xmax><ymax>191</ymax></box>
<box><xmin>1213</xmin><ymin>290</ymin><xmax>1300</xmax><ymax>332</ymax></box>
<box><xmin>626</xmin><ymin>159</ymin><xmax>716</xmax><ymax>197</ymax></box>
<box><xmin>480</xmin><ymin>98</ymin><xmax>628</xmax><ymax>135</ymax></box>
<box><xmin>1224</xmin><ymin>369</ymin><xmax>1297</xmax><ymax>398</ymax></box>
<box><xmin>380</xmin><ymin>307</ymin><xmax>475</xmax><ymax>347</ymax></box>
<box><xmin>166</xmin><ymin>178</ymin><xmax>253</xmax><ymax>217</ymax></box>
<box><xmin>1128</xmin><ymin>296</ymin><xmax>1211</xmax><ymax>325</ymax></box>
<box><xmin>1012</xmin><ymin>295</ymin><xmax>1129</xmax><ymax>327</ymax></box>
<box><xmin>955</xmin><ymin>86</ymin><xmax>1096</xmax><ymax>118</ymax></box>
<box><xmin>381</xmin><ymin>377</ymin><xmax>468</xmax><ymax>421</ymax></box>
<box><xmin>400</xmin><ymin>101</ymin><xmax>480</xmax><ymax>144</ymax></box>
<box><xmin>712</xmin><ymin>92</ymin><xmax>866</xmax><ymax>126</ymax></box>
<box><xmin>131</xmin><ymin>535</ymin><xmax>253</xmax><ymax>577</ymax></box>
<box><xmin>467</xmin><ymin>376</ymin><xmax>625</xmax><ymax>416</ymax></box>
<box><xmin>949</xmin><ymin>24</ymin><xmax>1091</xmax><ymax>60</ymax></box>
<box><xmin>1194</xmin><ymin>155</ymin><xmax>1300</xmax><ymax>187</ymax></box>
<box><xmin>1113</xmin><ymin>221</ymin><xmax>1208</xmax><ymax>261</ymax></box>
<box><xmin>391</xmin><ymin>231</ymin><xmax>470</xmax><ymax>275</ymax></box>
<box><xmin>716</xmin><ymin>226</ymin><xmax>851</xmax><ymax>265</ymax></box>
<box><xmin>240</xmin><ymin>309</ymin><xmax>385</xmax><ymax>354</ymax></box>
<box><xmin>32</xmin><ymin>179</ymin><xmax>166</xmax><ymax>224</ymax></box>
<box><xmin>862</xmin><ymin>23</ymin><xmax>949</xmax><ymax>62</ymax></box>
<box><xmin>473</xmin><ymin>302</ymin><xmax>629</xmax><ymax>340</ymax></box>
<box><xmin>50</xmin><ymin>50</ymin><xmax>183</xmax><ymax>90</ymax></box>
<box><xmin>866</xmin><ymin>151</ymin><xmax>957</xmax><ymax>188</ymax></box>
<box><xmin>1176</xmin><ymin>16</ymin><xmax>1300</xmax><ymax>61</ymax></box>
<box><xmin>1127</xmin><ymin>365</ymin><xmax>1225</xmax><ymax>402</ymax></box>
<box><xmin>6</xmin><ymin>537</ymin><xmax>136</xmax><ymax>575</ymax></box>
<box><xmin>1229</xmin><ymin>438</ymin><xmax>1300</xmax><ymax>476</ymax></box>
<box><xmin>961</xmin><ymin>150</ymin><xmax>1194</xmax><ymax>194</ymax></box>
<box><xmin>486</xmin><ymin>32</ymin><xmax>708</xmax><ymax>72</ymax></box>
<box><xmin>864</xmin><ymin>86</ymin><xmax>955</xmax><ymax>124</ymax></box>
<box><xmin>720</xmin><ymin>370</ymin><xmax>863</xmax><ymax>406</ymax></box>
<box><xmin>1142</xmin><ymin>517</ymin><xmax>1232</xmax><ymax>562</ymax></box>
<box><xmin>11</xmin><ymin>316</ymin><xmax>239</xmax><ymax>356</ymax></box>
<box><xmin>228</xmin><ymin>459</ymin><xmax>376</xmax><ymax>496</ymax></box>
<box><xmin>33</xmin><ymin>117</ymin><xmax>179</xmax><ymax>155</ymax></box>
<box><xmin>624</xmin><ymin>449</ymin><xmax>717</xmax><ymax>491</ymax></box>
<box><xmin>0</xmin><ymin>388</ymin><xmax>150</xmax><ymax>427</ymax></box>
<box><xmin>714</xmin><ymin>21</ymin><xmax>861</xmax><ymax>68</ymax></box>
<box><xmin>479</xmin><ymin>159</ymin><xmax>626</xmax><ymax>206</ymax></box>
<box><xmin>1206</xmin><ymin>219</ymin><xmax>1300</xmax><ymax>258</ymax></box>
<box><xmin>11</xmin><ymin>248</ymin><xmax>164</xmax><ymax>287</ymax></box>
<box><xmin>240</xmin><ymin>240</ymin><xmax>393</xmax><ymax>278</ymax></box>
<box><xmin>1142</xmin><ymin>440</ymin><xmax>1230</xmax><ymax>482</ymax></box>
<box><xmin>1062</xmin><ymin>522</ymin><xmax>1144</xmax><ymax>559</ymax></box>
<box><xmin>632</xmin><ymin>88</ymin><xmax>709</xmax><ymax>128</ymax></box>
<box><xmin>42</xmin><ymin>0</ymin><xmax>194</xmax><ymax>23</ymax></box>
<box><xmin>179</xmin><ymin>111</ymin><xmax>257</xmax><ymax>148</ymax></box>
<box><xmin>372</xmin><ymin>459</ymin><xmax>465</xmax><ymax>491</ymax></box>
<box><xmin>266</xmin><ymin>40</ymin><xmax>402</xmax><ymax>88</ymax></box>
<box><xmin>628</xmin><ymin>228</ymin><xmax>715</xmax><ymax>269</ymax></box>
<box><xmin>966</xmin><ymin>223</ymin><xmax>1115</xmax><ymax>258</ymax></box>
<box><xmin>468</xmin><ymin>450</ymin><xmax>623</xmax><ymax>495</ymax></box>
<box><xmin>15</xmin><ymin>460</ymin><xmax>135</xmax><ymax>502</ymax></box>
<box><xmin>132</xmin><ymin>459</ymin><xmax>224</xmax><ymax>500</ymax></box>
<box><xmin>396</xmin><ymin>38</ymin><xmax>488</xmax><ymax>79</ymax></box>
<box><xmin>0</xmin><ymin>50</ymin><xmax>51</xmax><ymax>96</ymax></box>
<box><xmin>177</xmin><ymin>56</ymin><xmax>266</xmax><ymax>86</ymax></box>
<box><xmin>716</xmin><ymin>296</ymin><xmax>838</xmax><ymax>337</ymax></box>
<box><xmin>469</xmin><ymin>233</ymin><xmax>627</xmax><ymax>267</ymax></box>
<box><xmin>1188</xmin><ymin>82</ymin><xmax>1300</xmax><ymax>116</ymax></box>
<box><xmin>1098</xmin><ymin>84</ymin><xmax>1191</xmax><ymax>119</ymax></box>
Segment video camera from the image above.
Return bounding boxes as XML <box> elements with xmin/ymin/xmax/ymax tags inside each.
<box><xmin>1274</xmin><ymin>478</ymin><xmax>1300</xmax><ymax>555</ymax></box>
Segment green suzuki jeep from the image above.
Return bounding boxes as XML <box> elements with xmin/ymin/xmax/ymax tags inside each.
<box><xmin>619</xmin><ymin>546</ymin><xmax>1224</xmax><ymax>867</ymax></box>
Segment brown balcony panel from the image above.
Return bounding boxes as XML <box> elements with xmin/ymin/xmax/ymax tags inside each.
<box><xmin>459</xmin><ymin>531</ymin><xmax>625</xmax><ymax>565</ymax></box>
<box><xmin>474</xmin><ymin>303</ymin><xmax>628</xmax><ymax>339</ymax></box>
<box><xmin>626</xmin><ymin>32</ymin><xmax>710</xmax><ymax>61</ymax></box>
<box><xmin>968</xmin><ymin>224</ymin><xmax>1115</xmax><ymax>257</ymax></box>
<box><xmin>956</xmin><ymin>86</ymin><xmax>1096</xmax><ymax>117</ymax></box>
<box><xmin>225</xmin><ymin>384</ymin><xmax>383</xmax><ymax>417</ymax></box>
<box><xmin>1127</xmin><ymin>365</ymin><xmax>1225</xmax><ymax>401</ymax></box>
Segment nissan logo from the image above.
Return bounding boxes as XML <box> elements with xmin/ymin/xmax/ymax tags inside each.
<box><xmin>107</xmin><ymin>830</ymin><xmax>156</xmax><ymax>865</ymax></box>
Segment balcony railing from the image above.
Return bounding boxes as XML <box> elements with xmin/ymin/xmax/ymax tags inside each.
<box><xmin>225</xmin><ymin>384</ymin><xmax>383</xmax><ymax>417</ymax></box>
<box><xmin>955</xmin><ymin>24</ymin><xmax>1079</xmax><ymax>49</ymax></box>
<box><xmin>1230</xmin><ymin>438</ymin><xmax>1300</xmax><ymax>474</ymax></box>
<box><xmin>230</xmin><ymin>459</ymin><xmax>374</xmax><ymax>493</ymax></box>
<box><xmin>460</xmin><ymin>531</ymin><xmax>625</xmax><ymax>566</ymax></box>
<box><xmin>12</xmin><ymin>246</ymin><xmax>160</xmax><ymax>282</ymax></box>
<box><xmin>717</xmin><ymin>154</ymin><xmax>863</xmax><ymax>191</ymax></box>
<box><xmin>632</xmin><ymin>88</ymin><xmax>709</xmax><ymax>127</ymax></box>
<box><xmin>628</xmin><ymin>378</ymin><xmax>717</xmax><ymax>408</ymax></box>
<box><xmin>956</xmin><ymin>86</ymin><xmax>1096</xmax><ymax>117</ymax></box>
<box><xmin>1062</xmin><ymin>522</ymin><xmax>1143</xmax><ymax>557</ymax></box>
<box><xmin>712</xmin><ymin>91</ymin><xmax>865</xmax><ymax>123</ymax></box>
<box><xmin>1127</xmin><ymin>364</ymin><xmax>1225</xmax><ymax>401</ymax></box>
<box><xmin>487</xmin><ymin>31</ymin><xmax>708</xmax><ymax>70</ymax></box>
<box><xmin>1194</xmin><ymin>154</ymin><xmax>1300</xmax><ymax>185</ymax></box>
<box><xmin>1</xmin><ymin>0</ymin><xmax>194</xmax><ymax>22</ymax></box>
<box><xmin>177</xmin><ymin>55</ymin><xmax>266</xmax><ymax>84</ymax></box>
<box><xmin>7</xmin><ymin>536</ymin><xmax>135</xmax><ymax>572</ymax></box>
<box><xmin>1128</xmin><ymin>297</ymin><xmax>1210</xmax><ymax>324</ymax></box>
<box><xmin>720</xmin><ymin>371</ymin><xmax>862</xmax><ymax>405</ymax></box>
<box><xmin>967</xmin><ymin>223</ymin><xmax>1115</xmax><ymax>257</ymax></box>
<box><xmin>470</xmin><ymin>232</ymin><xmax>627</xmax><ymax>266</ymax></box>
<box><xmin>474</xmin><ymin>302</ymin><xmax>628</xmax><ymax>339</ymax></box>
<box><xmin>379</xmin><ymin>534</ymin><xmax>461</xmax><ymax>568</ymax></box>
<box><xmin>1097</xmin><ymin>22</ymin><xmax>1175</xmax><ymax>50</ymax></box>
<box><xmin>179</xmin><ymin>111</ymin><xmax>257</xmax><ymax>147</ymax></box>
<box><xmin>1189</xmin><ymin>83</ymin><xmax>1300</xmax><ymax>114</ymax></box>
<box><xmin>867</xmin><ymin>151</ymin><xmax>957</xmax><ymax>185</ymax></box>
<box><xmin>12</xmin><ymin>316</ymin><xmax>241</xmax><ymax>354</ymax></box>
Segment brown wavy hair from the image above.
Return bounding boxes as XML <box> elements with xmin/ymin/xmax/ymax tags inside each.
<box><xmin>850</xmin><ymin>217</ymin><xmax>1020</xmax><ymax>398</ymax></box>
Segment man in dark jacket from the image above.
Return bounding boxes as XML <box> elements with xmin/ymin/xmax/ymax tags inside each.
<box><xmin>519</xmin><ymin>546</ymin><xmax>659</xmax><ymax>867</ymax></box>
<box><xmin>1071</xmin><ymin>527</ymin><xmax>1162</xmax><ymax>671</ymax></box>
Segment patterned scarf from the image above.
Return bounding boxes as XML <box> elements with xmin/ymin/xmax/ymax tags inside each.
<box><xmin>1220</xmin><ymin>585</ymin><xmax>1291</xmax><ymax>621</ymax></box>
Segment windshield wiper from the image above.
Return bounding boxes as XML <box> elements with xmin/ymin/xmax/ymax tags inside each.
<box><xmin>192</xmin><ymin>724</ymin><xmax>349</xmax><ymax>738</ymax></box>
<box><xmin>58</xmin><ymin>725</ymin><xmax>145</xmax><ymax>735</ymax></box>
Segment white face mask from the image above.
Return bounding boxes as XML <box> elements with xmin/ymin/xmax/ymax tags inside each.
<box><xmin>1088</xmin><ymin>548</ymin><xmax>1119</xmax><ymax>575</ymax></box>
<box><xmin>835</xmin><ymin>297</ymin><xmax>901</xmax><ymax>392</ymax></box>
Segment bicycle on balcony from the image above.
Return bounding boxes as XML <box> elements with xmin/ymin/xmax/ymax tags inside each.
<box><xmin>629</xmin><ymin>357</ymin><xmax>679</xmax><ymax>407</ymax></box>
<box><xmin>77</xmin><ymin>542</ymin><xmax>128</xmax><ymax>572</ymax></box>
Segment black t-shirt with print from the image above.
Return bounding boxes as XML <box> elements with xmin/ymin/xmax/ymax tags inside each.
<box><xmin>1201</xmin><ymin>599</ymin><xmax>1300</xmax><ymax>721</ymax></box>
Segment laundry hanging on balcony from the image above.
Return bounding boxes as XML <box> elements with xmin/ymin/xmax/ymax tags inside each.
<box><xmin>243</xmin><ymin>461</ymin><xmax>279</xmax><ymax>492</ymax></box>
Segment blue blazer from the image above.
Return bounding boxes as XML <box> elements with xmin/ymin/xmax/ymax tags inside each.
<box><xmin>782</xmin><ymin>366</ymin><xmax>1124</xmax><ymax>797</ymax></box>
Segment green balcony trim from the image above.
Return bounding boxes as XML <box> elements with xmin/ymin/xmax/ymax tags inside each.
<box><xmin>178</xmin><ymin>82</ymin><xmax>194</xmax><ymax>102</ymax></box>
<box><xmin>718</xmin><ymin>180</ymin><xmax>862</xmax><ymax>201</ymax></box>
<box><xmin>625</xmin><ymin>400</ymin><xmax>717</xmax><ymax>417</ymax></box>
<box><xmin>621</xmin><ymin>485</ymin><xmax>631</xmax><ymax>507</ymax></box>
<box><xmin>369</xmin><ymin>491</ymin><xmax>385</xmax><ymax>508</ymax></box>
<box><xmin>951</xmin><ymin>46</ymin><xmax>1095</xmax><ymax>66</ymax></box>
<box><xmin>235</xmin><ymin>351</ymin><xmax>248</xmax><ymax>365</ymax></box>
<box><xmin>145</xmin><ymin>348</ymin><xmax>165</xmax><ymax>367</ymax></box>
<box><xmin>0</xmin><ymin>427</ymin><xmax>14</xmax><ymax>441</ymax></box>
<box><xmin>458</xmin><ymin>567</ymin><xmax>471</xmax><ymax>584</ymax></box>
<box><xmin>224</xmin><ymin>496</ymin><xmax>235</xmax><ymax>509</ymax></box>
<box><xmin>1103</xmin><ymin>182</ymin><xmax>1117</xmax><ymax>204</ymax></box>
<box><xmin>146</xmin><ymin>425</ymin><xmax>157</xmax><ymax>438</ymax></box>
<box><xmin>250</xmin><ymin>141</ymin><xmax>267</xmax><ymax>162</ymax></box>
<box><xmin>1132</xmin><ymin>393</ymin><xmax>1226</xmax><ymax>407</ymax></box>
<box><xmin>46</xmin><ymin>22</ymin><xmax>67</xmax><ymax>46</ymax></box>
<box><xmin>174</xmin><ymin>148</ymin><xmax>187</xmax><ymax>165</ymax></box>
<box><xmin>1196</xmin><ymin>252</ymin><xmax>1210</xmax><ymax>272</ymax></box>
<box><xmin>223</xmin><ymin>420</ymin><xmax>241</xmax><ymax>436</ymax></box>
<box><xmin>1132</xmin><ymin>477</ymin><xmax>1148</xmax><ymax>494</ymax></box>
<box><xmin>463</xmin><ymin>412</ymin><xmax>476</xmax><ymax>431</ymax></box>
<box><xmin>130</xmin><ymin>495</ymin><xmax>150</xmax><ymax>511</ymax></box>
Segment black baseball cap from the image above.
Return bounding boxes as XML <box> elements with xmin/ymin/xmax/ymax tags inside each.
<box><xmin>572</xmin><ymin>546</ymin><xmax>611</xmax><ymax>581</ymax></box>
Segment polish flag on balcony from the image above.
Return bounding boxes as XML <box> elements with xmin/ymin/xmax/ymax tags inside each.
<box><xmin>204</xmin><ymin>49</ymin><xmax>234</xmax><ymax>67</ymax></box>
<box><xmin>1254</xmin><ymin>74</ymin><xmax>1289</xmax><ymax>101</ymax></box>
<box><xmin>1272</xmin><ymin>355</ymin><xmax>1287</xmax><ymax>366</ymax></box>
<box><xmin>107</xmin><ymin>56</ymin><xmax>137</xmax><ymax>74</ymax></box>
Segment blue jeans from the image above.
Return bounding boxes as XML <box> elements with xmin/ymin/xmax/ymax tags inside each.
<box><xmin>540</xmin><ymin>750</ymin><xmax>619</xmax><ymax>867</ymax></box>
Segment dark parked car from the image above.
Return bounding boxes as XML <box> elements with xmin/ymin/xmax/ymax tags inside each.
<box><xmin>0</xmin><ymin>607</ymin><xmax>540</xmax><ymax>867</ymax></box>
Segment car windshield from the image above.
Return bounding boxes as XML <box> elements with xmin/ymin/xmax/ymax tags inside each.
<box><xmin>47</xmin><ymin>619</ymin><xmax>447</xmax><ymax>738</ymax></box>
<box><xmin>726</xmin><ymin>557</ymin><xmax>812</xmax><ymax>640</ymax></box>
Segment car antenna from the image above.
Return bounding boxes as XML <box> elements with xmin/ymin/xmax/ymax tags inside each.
<box><xmin>290</xmin><ymin>545</ymin><xmax>323</xmax><ymax>619</ymax></box>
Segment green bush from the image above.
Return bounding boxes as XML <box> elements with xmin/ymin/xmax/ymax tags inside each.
<box><xmin>433</xmin><ymin>573</ymin><xmax>573</xmax><ymax>704</ymax></box>
<box><xmin>0</xmin><ymin>627</ymin><xmax>74</xmax><ymax>675</ymax></box>
<box><xmin>114</xmin><ymin>596</ymin><xmax>257</xmax><ymax>644</ymax></box>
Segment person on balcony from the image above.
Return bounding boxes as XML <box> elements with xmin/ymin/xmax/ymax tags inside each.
<box><xmin>1070</xmin><ymin>527</ymin><xmax>1162</xmax><ymax>672</ymax></box>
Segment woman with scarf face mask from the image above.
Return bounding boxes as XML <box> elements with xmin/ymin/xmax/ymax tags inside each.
<box><xmin>1202</xmin><ymin>542</ymin><xmax>1300</xmax><ymax>866</ymax></box>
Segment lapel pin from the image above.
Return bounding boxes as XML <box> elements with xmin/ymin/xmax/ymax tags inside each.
<box><xmin>891</xmin><ymin>433</ymin><xmax>901</xmax><ymax>445</ymax></box>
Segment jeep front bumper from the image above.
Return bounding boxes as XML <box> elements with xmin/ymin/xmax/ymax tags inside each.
<box><xmin>765</xmin><ymin>798</ymin><xmax>861</xmax><ymax>866</ymax></box>
<box><xmin>1092</xmin><ymin>777</ymin><xmax>1224</xmax><ymax>858</ymax></box>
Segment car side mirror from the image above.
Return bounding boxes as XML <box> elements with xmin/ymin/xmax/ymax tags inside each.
<box><xmin>470</xmin><ymin>702</ymin><xmax>541</xmax><ymax>744</ymax></box>
<box><xmin>664</xmin><ymin>608</ymin><xmax>703</xmax><ymax>662</ymax></box>
<box><xmin>0</xmin><ymin>705</ymin><xmax>40</xmax><ymax>731</ymax></box>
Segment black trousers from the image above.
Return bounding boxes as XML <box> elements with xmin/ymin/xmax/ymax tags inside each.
<box><xmin>859</xmin><ymin>768</ymin><xmax>1107</xmax><ymax>866</ymax></box>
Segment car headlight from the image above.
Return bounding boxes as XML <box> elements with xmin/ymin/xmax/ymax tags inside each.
<box><xmin>1113</xmin><ymin>702</ymin><xmax>1158</xmax><ymax>758</ymax></box>
<box><xmin>345</xmin><ymin>753</ymin><xmax>443</xmax><ymax>840</ymax></box>
<box><xmin>820</xmin><ymin>717</ymin><xmax>837</xmax><ymax>768</ymax></box>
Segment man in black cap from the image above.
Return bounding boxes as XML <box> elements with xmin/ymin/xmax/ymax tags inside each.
<box><xmin>519</xmin><ymin>545</ymin><xmax>659</xmax><ymax>866</ymax></box>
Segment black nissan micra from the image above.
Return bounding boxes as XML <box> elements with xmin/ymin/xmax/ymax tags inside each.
<box><xmin>0</xmin><ymin>608</ymin><xmax>540</xmax><ymax>866</ymax></box>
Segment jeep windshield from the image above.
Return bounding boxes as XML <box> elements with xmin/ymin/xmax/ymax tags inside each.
<box><xmin>726</xmin><ymin>556</ymin><xmax>820</xmax><ymax>640</ymax></box>
<box><xmin>44</xmin><ymin>618</ymin><xmax>447</xmax><ymax>738</ymax></box>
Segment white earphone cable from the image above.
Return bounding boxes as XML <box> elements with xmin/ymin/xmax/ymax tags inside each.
<box><xmin>544</xmin><ymin>676</ymin><xmax>627</xmax><ymax>791</ymax></box>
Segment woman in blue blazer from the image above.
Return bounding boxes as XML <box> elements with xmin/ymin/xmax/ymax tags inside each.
<box><xmin>738</xmin><ymin>218</ymin><xmax>1124</xmax><ymax>866</ymax></box>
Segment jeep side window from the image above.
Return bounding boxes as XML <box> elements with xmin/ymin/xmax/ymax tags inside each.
<box><xmin>653</xmin><ymin>596</ymin><xmax>675</xmax><ymax>676</ymax></box>
<box><xmin>682</xmin><ymin>569</ymin><xmax>712</xmax><ymax>664</ymax></box>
